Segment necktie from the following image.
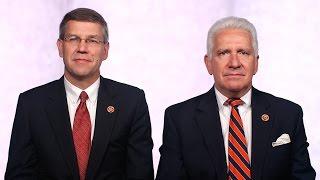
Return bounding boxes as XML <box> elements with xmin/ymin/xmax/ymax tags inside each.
<box><xmin>226</xmin><ymin>98</ymin><xmax>251</xmax><ymax>180</ymax></box>
<box><xmin>73</xmin><ymin>91</ymin><xmax>91</xmax><ymax>180</ymax></box>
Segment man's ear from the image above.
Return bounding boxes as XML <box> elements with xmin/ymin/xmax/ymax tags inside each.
<box><xmin>253</xmin><ymin>55</ymin><xmax>259</xmax><ymax>75</ymax></box>
<box><xmin>102</xmin><ymin>42</ymin><xmax>109</xmax><ymax>61</ymax></box>
<box><xmin>204</xmin><ymin>54</ymin><xmax>213</xmax><ymax>75</ymax></box>
<box><xmin>57</xmin><ymin>39</ymin><xmax>63</xmax><ymax>58</ymax></box>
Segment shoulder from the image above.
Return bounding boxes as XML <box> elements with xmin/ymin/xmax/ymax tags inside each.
<box><xmin>14</xmin><ymin>79</ymin><xmax>63</xmax><ymax>112</ymax></box>
<box><xmin>101</xmin><ymin>77</ymin><xmax>144</xmax><ymax>97</ymax></box>
<box><xmin>102</xmin><ymin>78</ymin><xmax>143</xmax><ymax>93</ymax></box>
<box><xmin>165</xmin><ymin>92</ymin><xmax>208</xmax><ymax>115</ymax></box>
<box><xmin>100</xmin><ymin>78</ymin><xmax>146</xmax><ymax>107</ymax></box>
<box><xmin>253</xmin><ymin>88</ymin><xmax>302</xmax><ymax>113</ymax></box>
<box><xmin>19</xmin><ymin>79</ymin><xmax>62</xmax><ymax>100</ymax></box>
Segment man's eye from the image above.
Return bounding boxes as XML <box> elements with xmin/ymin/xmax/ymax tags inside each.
<box><xmin>87</xmin><ymin>39</ymin><xmax>99</xmax><ymax>43</ymax></box>
<box><xmin>217</xmin><ymin>50</ymin><xmax>229</xmax><ymax>56</ymax></box>
<box><xmin>67</xmin><ymin>37</ymin><xmax>79</xmax><ymax>42</ymax></box>
<box><xmin>238</xmin><ymin>50</ymin><xmax>250</xmax><ymax>55</ymax></box>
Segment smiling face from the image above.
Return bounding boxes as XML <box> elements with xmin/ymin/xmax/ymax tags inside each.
<box><xmin>57</xmin><ymin>20</ymin><xmax>109</xmax><ymax>87</ymax></box>
<box><xmin>204</xmin><ymin>28</ymin><xmax>258</xmax><ymax>98</ymax></box>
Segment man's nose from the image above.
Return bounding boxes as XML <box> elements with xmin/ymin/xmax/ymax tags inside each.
<box><xmin>77</xmin><ymin>39</ymin><xmax>89</xmax><ymax>53</ymax></box>
<box><xmin>229</xmin><ymin>53</ymin><xmax>241</xmax><ymax>68</ymax></box>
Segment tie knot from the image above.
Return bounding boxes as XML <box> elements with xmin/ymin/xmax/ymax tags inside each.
<box><xmin>226</xmin><ymin>98</ymin><xmax>243</xmax><ymax>107</ymax></box>
<box><xmin>79</xmin><ymin>91</ymin><xmax>89</xmax><ymax>103</ymax></box>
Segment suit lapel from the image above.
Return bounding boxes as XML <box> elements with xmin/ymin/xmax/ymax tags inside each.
<box><xmin>194</xmin><ymin>87</ymin><xmax>228</xmax><ymax>180</ymax></box>
<box><xmin>45</xmin><ymin>77</ymin><xmax>79</xmax><ymax>179</ymax></box>
<box><xmin>251</xmin><ymin>88</ymin><xmax>274</xmax><ymax>180</ymax></box>
<box><xmin>86</xmin><ymin>77</ymin><xmax>118</xmax><ymax>179</ymax></box>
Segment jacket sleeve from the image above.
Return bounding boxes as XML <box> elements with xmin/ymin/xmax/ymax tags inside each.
<box><xmin>156</xmin><ymin>107</ymin><xmax>188</xmax><ymax>180</ymax></box>
<box><xmin>126</xmin><ymin>90</ymin><xmax>154</xmax><ymax>180</ymax></box>
<box><xmin>290</xmin><ymin>106</ymin><xmax>316</xmax><ymax>179</ymax></box>
<box><xmin>5</xmin><ymin>94</ymin><xmax>37</xmax><ymax>180</ymax></box>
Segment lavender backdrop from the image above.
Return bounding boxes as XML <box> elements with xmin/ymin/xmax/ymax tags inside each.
<box><xmin>0</xmin><ymin>0</ymin><xmax>319</xmax><ymax>178</ymax></box>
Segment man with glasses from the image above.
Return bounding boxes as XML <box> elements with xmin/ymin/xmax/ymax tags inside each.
<box><xmin>5</xmin><ymin>8</ymin><xmax>154</xmax><ymax>180</ymax></box>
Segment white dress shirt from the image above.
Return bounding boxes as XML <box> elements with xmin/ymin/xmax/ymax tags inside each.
<box><xmin>214</xmin><ymin>88</ymin><xmax>252</xmax><ymax>165</ymax></box>
<box><xmin>64</xmin><ymin>77</ymin><xmax>100</xmax><ymax>141</ymax></box>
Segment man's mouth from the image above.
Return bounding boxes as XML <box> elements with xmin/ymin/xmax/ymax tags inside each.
<box><xmin>73</xmin><ymin>58</ymin><xmax>92</xmax><ymax>62</ymax></box>
<box><xmin>225</xmin><ymin>73</ymin><xmax>244</xmax><ymax>77</ymax></box>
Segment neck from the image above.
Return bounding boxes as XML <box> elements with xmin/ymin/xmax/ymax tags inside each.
<box><xmin>215</xmin><ymin>85</ymin><xmax>252</xmax><ymax>99</ymax></box>
<box><xmin>64</xmin><ymin>74</ymin><xmax>99</xmax><ymax>90</ymax></box>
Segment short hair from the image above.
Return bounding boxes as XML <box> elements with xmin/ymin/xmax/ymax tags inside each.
<box><xmin>59</xmin><ymin>8</ymin><xmax>109</xmax><ymax>42</ymax></box>
<box><xmin>206</xmin><ymin>16</ymin><xmax>258</xmax><ymax>57</ymax></box>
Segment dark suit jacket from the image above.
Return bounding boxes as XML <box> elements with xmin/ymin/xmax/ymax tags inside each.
<box><xmin>5</xmin><ymin>76</ymin><xmax>154</xmax><ymax>180</ymax></box>
<box><xmin>156</xmin><ymin>87</ymin><xmax>315</xmax><ymax>180</ymax></box>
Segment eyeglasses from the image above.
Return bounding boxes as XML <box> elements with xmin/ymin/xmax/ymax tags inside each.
<box><xmin>61</xmin><ymin>35</ymin><xmax>106</xmax><ymax>47</ymax></box>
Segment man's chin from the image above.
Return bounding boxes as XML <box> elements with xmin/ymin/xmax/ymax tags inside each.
<box><xmin>69</xmin><ymin>71</ymin><xmax>92</xmax><ymax>80</ymax></box>
<box><xmin>228</xmin><ymin>86</ymin><xmax>245</xmax><ymax>92</ymax></box>
<box><xmin>217</xmin><ymin>83</ymin><xmax>250</xmax><ymax>96</ymax></box>
<box><xmin>229</xmin><ymin>85</ymin><xmax>251</xmax><ymax>94</ymax></box>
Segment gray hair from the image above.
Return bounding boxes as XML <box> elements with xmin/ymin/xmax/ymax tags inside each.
<box><xmin>206</xmin><ymin>16</ymin><xmax>258</xmax><ymax>57</ymax></box>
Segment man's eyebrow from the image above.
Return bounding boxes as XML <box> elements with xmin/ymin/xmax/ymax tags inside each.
<box><xmin>237</xmin><ymin>48</ymin><xmax>253</xmax><ymax>53</ymax></box>
<box><xmin>86</xmin><ymin>34</ymin><xmax>101</xmax><ymax>38</ymax></box>
<box><xmin>64</xmin><ymin>33</ymin><xmax>77</xmax><ymax>37</ymax></box>
<box><xmin>216</xmin><ymin>49</ymin><xmax>231</xmax><ymax>53</ymax></box>
<box><xmin>64</xmin><ymin>34</ymin><xmax>101</xmax><ymax>38</ymax></box>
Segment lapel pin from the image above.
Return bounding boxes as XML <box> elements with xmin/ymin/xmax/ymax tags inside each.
<box><xmin>261</xmin><ymin>114</ymin><xmax>269</xmax><ymax>122</ymax></box>
<box><xmin>106</xmin><ymin>106</ymin><xmax>115</xmax><ymax>113</ymax></box>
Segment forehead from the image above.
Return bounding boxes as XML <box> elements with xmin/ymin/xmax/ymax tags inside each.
<box><xmin>213</xmin><ymin>28</ymin><xmax>253</xmax><ymax>49</ymax></box>
<box><xmin>64</xmin><ymin>20</ymin><xmax>104</xmax><ymax>36</ymax></box>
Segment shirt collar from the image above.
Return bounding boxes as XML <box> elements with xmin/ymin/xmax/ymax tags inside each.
<box><xmin>64</xmin><ymin>76</ymin><xmax>100</xmax><ymax>104</ymax></box>
<box><xmin>214</xmin><ymin>87</ymin><xmax>252</xmax><ymax>110</ymax></box>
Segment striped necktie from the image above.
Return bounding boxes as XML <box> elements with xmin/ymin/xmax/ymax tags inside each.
<box><xmin>226</xmin><ymin>98</ymin><xmax>251</xmax><ymax>180</ymax></box>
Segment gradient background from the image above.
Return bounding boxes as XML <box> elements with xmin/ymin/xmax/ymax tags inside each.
<box><xmin>0</xmin><ymin>0</ymin><xmax>319</xmax><ymax>178</ymax></box>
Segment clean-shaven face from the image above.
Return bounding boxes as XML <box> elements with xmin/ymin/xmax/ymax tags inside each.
<box><xmin>205</xmin><ymin>28</ymin><xmax>258</xmax><ymax>98</ymax></box>
<box><xmin>57</xmin><ymin>20</ymin><xmax>109</xmax><ymax>82</ymax></box>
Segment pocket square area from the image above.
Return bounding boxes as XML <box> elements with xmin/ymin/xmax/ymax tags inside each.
<box><xmin>272</xmin><ymin>133</ymin><xmax>291</xmax><ymax>147</ymax></box>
